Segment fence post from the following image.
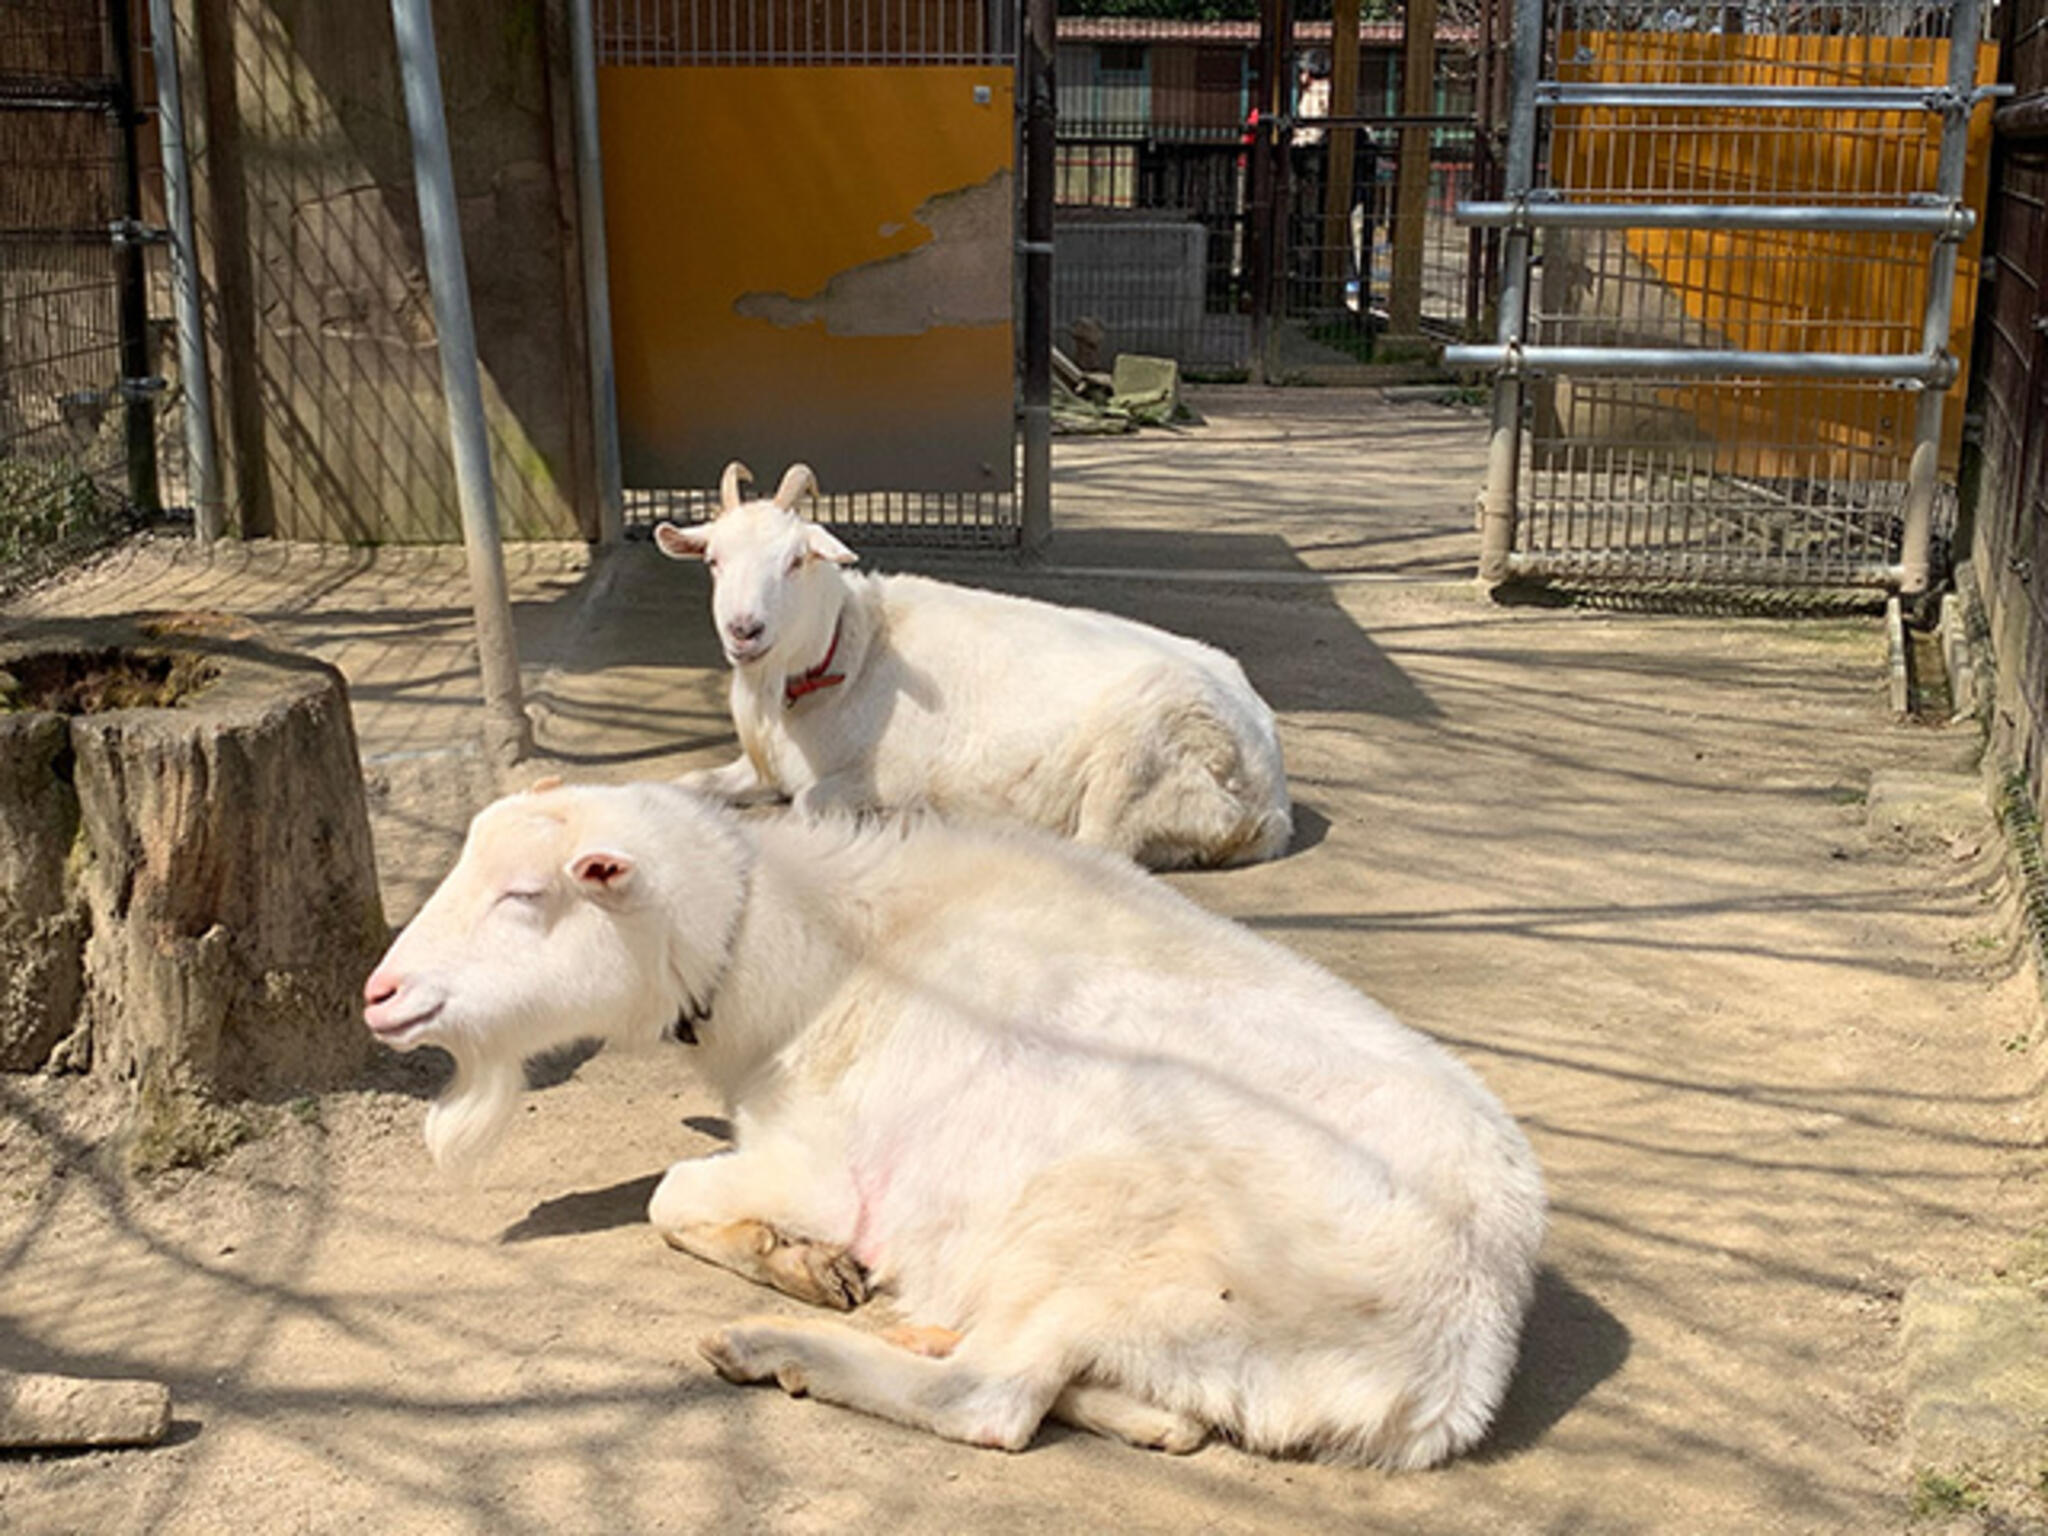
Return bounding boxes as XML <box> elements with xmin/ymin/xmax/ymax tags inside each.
<box><xmin>107</xmin><ymin>0</ymin><xmax>159</xmax><ymax>514</ymax></box>
<box><xmin>390</xmin><ymin>0</ymin><xmax>533</xmax><ymax>766</ymax></box>
<box><xmin>1389</xmin><ymin>0</ymin><xmax>1439</xmax><ymax>338</ymax></box>
<box><xmin>568</xmin><ymin>0</ymin><xmax>623</xmax><ymax>547</ymax></box>
<box><xmin>149</xmin><ymin>0</ymin><xmax>223</xmax><ymax>543</ymax></box>
<box><xmin>1020</xmin><ymin>0</ymin><xmax>1055</xmax><ymax>556</ymax></box>
<box><xmin>1321</xmin><ymin>0</ymin><xmax>1362</xmax><ymax>309</ymax></box>
<box><xmin>1897</xmin><ymin>0</ymin><xmax>1986</xmax><ymax>596</ymax></box>
<box><xmin>1474</xmin><ymin>0</ymin><xmax>1544</xmax><ymax>585</ymax></box>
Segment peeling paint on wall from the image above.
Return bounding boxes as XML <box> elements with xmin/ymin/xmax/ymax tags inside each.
<box><xmin>733</xmin><ymin>171</ymin><xmax>1012</xmax><ymax>337</ymax></box>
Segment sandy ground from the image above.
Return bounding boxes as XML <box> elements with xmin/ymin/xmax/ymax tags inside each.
<box><xmin>1</xmin><ymin>389</ymin><xmax>2043</xmax><ymax>1534</ymax></box>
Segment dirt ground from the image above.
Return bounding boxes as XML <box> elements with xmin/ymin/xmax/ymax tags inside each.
<box><xmin>2</xmin><ymin>389</ymin><xmax>2043</xmax><ymax>1534</ymax></box>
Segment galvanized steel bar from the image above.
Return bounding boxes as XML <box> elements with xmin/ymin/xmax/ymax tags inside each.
<box><xmin>1897</xmin><ymin>0</ymin><xmax>1987</xmax><ymax>595</ymax></box>
<box><xmin>148</xmin><ymin>0</ymin><xmax>223</xmax><ymax>544</ymax></box>
<box><xmin>1444</xmin><ymin>344</ymin><xmax>1956</xmax><ymax>382</ymax></box>
<box><xmin>1456</xmin><ymin>200</ymin><xmax>1975</xmax><ymax>236</ymax></box>
<box><xmin>569</xmin><ymin>0</ymin><xmax>624</xmax><ymax>545</ymax></box>
<box><xmin>1476</xmin><ymin>0</ymin><xmax>1545</xmax><ymax>585</ymax></box>
<box><xmin>391</xmin><ymin>0</ymin><xmax>532</xmax><ymax>765</ymax></box>
<box><xmin>1535</xmin><ymin>82</ymin><xmax>1963</xmax><ymax>112</ymax></box>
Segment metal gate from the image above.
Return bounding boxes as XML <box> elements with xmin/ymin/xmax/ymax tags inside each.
<box><xmin>596</xmin><ymin>0</ymin><xmax>1023</xmax><ymax>545</ymax></box>
<box><xmin>1052</xmin><ymin>5</ymin><xmax>1499</xmax><ymax>380</ymax></box>
<box><xmin>1449</xmin><ymin>0</ymin><xmax>2002</xmax><ymax>592</ymax></box>
<box><xmin>0</xmin><ymin>0</ymin><xmax>160</xmax><ymax>587</ymax></box>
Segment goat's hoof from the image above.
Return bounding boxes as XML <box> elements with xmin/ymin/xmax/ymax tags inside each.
<box><xmin>698</xmin><ymin>1324</ymin><xmax>774</xmax><ymax>1384</ymax></box>
<box><xmin>807</xmin><ymin>1246</ymin><xmax>870</xmax><ymax>1311</ymax></box>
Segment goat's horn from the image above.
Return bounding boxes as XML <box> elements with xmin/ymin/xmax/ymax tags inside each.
<box><xmin>773</xmin><ymin>463</ymin><xmax>819</xmax><ymax>510</ymax></box>
<box><xmin>719</xmin><ymin>461</ymin><xmax>754</xmax><ymax>512</ymax></box>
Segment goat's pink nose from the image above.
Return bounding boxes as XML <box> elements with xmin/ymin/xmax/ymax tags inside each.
<box><xmin>363</xmin><ymin>971</ymin><xmax>400</xmax><ymax>1008</ymax></box>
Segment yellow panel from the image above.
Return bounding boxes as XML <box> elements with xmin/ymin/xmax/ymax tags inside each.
<box><xmin>1549</xmin><ymin>34</ymin><xmax>1998</xmax><ymax>478</ymax></box>
<box><xmin>599</xmin><ymin>65</ymin><xmax>1015</xmax><ymax>493</ymax></box>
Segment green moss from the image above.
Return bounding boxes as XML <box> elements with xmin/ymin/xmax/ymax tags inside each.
<box><xmin>127</xmin><ymin>1075</ymin><xmax>259</xmax><ymax>1178</ymax></box>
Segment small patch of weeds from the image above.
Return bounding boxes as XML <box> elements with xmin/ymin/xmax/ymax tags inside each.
<box><xmin>287</xmin><ymin>1095</ymin><xmax>322</xmax><ymax>1127</ymax></box>
<box><xmin>1911</xmin><ymin>1468</ymin><xmax>1986</xmax><ymax>1520</ymax></box>
<box><xmin>128</xmin><ymin>1078</ymin><xmax>258</xmax><ymax>1177</ymax></box>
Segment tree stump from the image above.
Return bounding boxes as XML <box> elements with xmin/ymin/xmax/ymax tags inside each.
<box><xmin>0</xmin><ymin>613</ymin><xmax>383</xmax><ymax>1099</ymax></box>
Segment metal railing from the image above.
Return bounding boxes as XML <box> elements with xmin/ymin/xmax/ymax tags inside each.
<box><xmin>1448</xmin><ymin>0</ymin><xmax>2001</xmax><ymax>591</ymax></box>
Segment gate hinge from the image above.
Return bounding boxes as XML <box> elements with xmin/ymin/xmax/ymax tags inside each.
<box><xmin>108</xmin><ymin>218</ymin><xmax>167</xmax><ymax>247</ymax></box>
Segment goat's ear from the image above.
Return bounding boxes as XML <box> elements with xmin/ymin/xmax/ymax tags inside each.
<box><xmin>568</xmin><ymin>848</ymin><xmax>637</xmax><ymax>898</ymax></box>
<box><xmin>805</xmin><ymin>525</ymin><xmax>858</xmax><ymax>566</ymax></box>
<box><xmin>654</xmin><ymin>522</ymin><xmax>710</xmax><ymax>562</ymax></box>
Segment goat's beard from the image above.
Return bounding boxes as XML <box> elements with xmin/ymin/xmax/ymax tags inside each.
<box><xmin>424</xmin><ymin>1046</ymin><xmax>526</xmax><ymax>1172</ymax></box>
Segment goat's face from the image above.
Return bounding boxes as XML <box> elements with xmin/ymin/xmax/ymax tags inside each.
<box><xmin>655</xmin><ymin>462</ymin><xmax>857</xmax><ymax>667</ymax></box>
<box><xmin>362</xmin><ymin>785</ymin><xmax>673</xmax><ymax>1064</ymax></box>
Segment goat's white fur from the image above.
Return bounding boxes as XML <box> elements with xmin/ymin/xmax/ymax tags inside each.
<box><xmin>364</xmin><ymin>781</ymin><xmax>1546</xmax><ymax>1466</ymax></box>
<box><xmin>655</xmin><ymin>462</ymin><xmax>1292</xmax><ymax>870</ymax></box>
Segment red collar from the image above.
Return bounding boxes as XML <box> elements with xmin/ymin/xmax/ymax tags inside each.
<box><xmin>783</xmin><ymin>617</ymin><xmax>846</xmax><ymax>708</ymax></box>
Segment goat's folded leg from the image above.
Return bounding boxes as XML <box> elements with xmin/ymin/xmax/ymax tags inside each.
<box><xmin>699</xmin><ymin>1314</ymin><xmax>1063</xmax><ymax>1452</ymax></box>
<box><xmin>676</xmin><ymin>754</ymin><xmax>782</xmax><ymax>807</ymax></box>
<box><xmin>663</xmin><ymin>1219</ymin><xmax>869</xmax><ymax>1310</ymax></box>
<box><xmin>648</xmin><ymin>1151</ymin><xmax>866</xmax><ymax>1310</ymax></box>
<box><xmin>1048</xmin><ymin>1381</ymin><xmax>1207</xmax><ymax>1454</ymax></box>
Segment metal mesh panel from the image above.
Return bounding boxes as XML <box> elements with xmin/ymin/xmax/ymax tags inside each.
<box><xmin>624</xmin><ymin>483</ymin><xmax>1022</xmax><ymax>548</ymax></box>
<box><xmin>1053</xmin><ymin>19</ymin><xmax>1256</xmax><ymax>373</ymax></box>
<box><xmin>1503</xmin><ymin>0</ymin><xmax>1991</xmax><ymax>587</ymax></box>
<box><xmin>0</xmin><ymin>0</ymin><xmax>151</xmax><ymax>589</ymax></box>
<box><xmin>596</xmin><ymin>0</ymin><xmax>1014</xmax><ymax>66</ymax></box>
<box><xmin>1521</xmin><ymin>375</ymin><xmax>1912</xmax><ymax>582</ymax></box>
<box><xmin>1053</xmin><ymin>16</ymin><xmax>1491</xmax><ymax>374</ymax></box>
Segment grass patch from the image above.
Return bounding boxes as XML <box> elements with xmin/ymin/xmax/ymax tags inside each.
<box><xmin>1910</xmin><ymin>1468</ymin><xmax>1986</xmax><ymax>1520</ymax></box>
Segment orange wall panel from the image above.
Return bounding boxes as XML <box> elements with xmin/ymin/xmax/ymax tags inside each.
<box><xmin>599</xmin><ymin>65</ymin><xmax>1015</xmax><ymax>493</ymax></box>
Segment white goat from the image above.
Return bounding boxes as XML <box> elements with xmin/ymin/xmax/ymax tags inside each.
<box><xmin>654</xmin><ymin>462</ymin><xmax>1292</xmax><ymax>870</ymax></box>
<box><xmin>363</xmin><ymin>780</ymin><xmax>1547</xmax><ymax>1466</ymax></box>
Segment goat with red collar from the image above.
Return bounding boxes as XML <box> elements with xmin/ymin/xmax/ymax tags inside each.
<box><xmin>656</xmin><ymin>462</ymin><xmax>1292</xmax><ymax>870</ymax></box>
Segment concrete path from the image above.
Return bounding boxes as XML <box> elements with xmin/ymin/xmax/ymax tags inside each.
<box><xmin>1</xmin><ymin>388</ymin><xmax>2040</xmax><ymax>1534</ymax></box>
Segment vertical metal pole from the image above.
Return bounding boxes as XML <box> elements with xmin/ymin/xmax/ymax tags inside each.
<box><xmin>568</xmin><ymin>0</ymin><xmax>623</xmax><ymax>546</ymax></box>
<box><xmin>1476</xmin><ymin>0</ymin><xmax>1544</xmax><ymax>585</ymax></box>
<box><xmin>107</xmin><ymin>0</ymin><xmax>160</xmax><ymax>514</ymax></box>
<box><xmin>1248</xmin><ymin>0</ymin><xmax>1287</xmax><ymax>380</ymax></box>
<box><xmin>1019</xmin><ymin>0</ymin><xmax>1055</xmax><ymax>556</ymax></box>
<box><xmin>1897</xmin><ymin>0</ymin><xmax>1985</xmax><ymax>596</ymax></box>
<box><xmin>149</xmin><ymin>0</ymin><xmax>222</xmax><ymax>543</ymax></box>
<box><xmin>390</xmin><ymin>0</ymin><xmax>533</xmax><ymax>765</ymax></box>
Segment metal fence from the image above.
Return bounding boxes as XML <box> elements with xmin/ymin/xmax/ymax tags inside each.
<box><xmin>1053</xmin><ymin>13</ymin><xmax>1495</xmax><ymax>381</ymax></box>
<box><xmin>1449</xmin><ymin>0</ymin><xmax>1998</xmax><ymax>591</ymax></box>
<box><xmin>0</xmin><ymin>0</ymin><xmax>163</xmax><ymax>590</ymax></box>
<box><xmin>1968</xmin><ymin>0</ymin><xmax>2048</xmax><ymax>819</ymax></box>
<box><xmin>598</xmin><ymin>0</ymin><xmax>1023</xmax><ymax>546</ymax></box>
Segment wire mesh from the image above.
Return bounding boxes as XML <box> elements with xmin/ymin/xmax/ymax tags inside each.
<box><xmin>1507</xmin><ymin>0</ymin><xmax>1991</xmax><ymax>587</ymax></box>
<box><xmin>0</xmin><ymin>0</ymin><xmax>155</xmax><ymax>589</ymax></box>
<box><xmin>1053</xmin><ymin>16</ymin><xmax>1489</xmax><ymax>374</ymax></box>
<box><xmin>623</xmin><ymin>484</ymin><xmax>1022</xmax><ymax>547</ymax></box>
<box><xmin>595</xmin><ymin>0</ymin><xmax>1014</xmax><ymax>66</ymax></box>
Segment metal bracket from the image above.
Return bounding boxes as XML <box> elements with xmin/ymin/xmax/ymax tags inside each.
<box><xmin>108</xmin><ymin>218</ymin><xmax>167</xmax><ymax>247</ymax></box>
